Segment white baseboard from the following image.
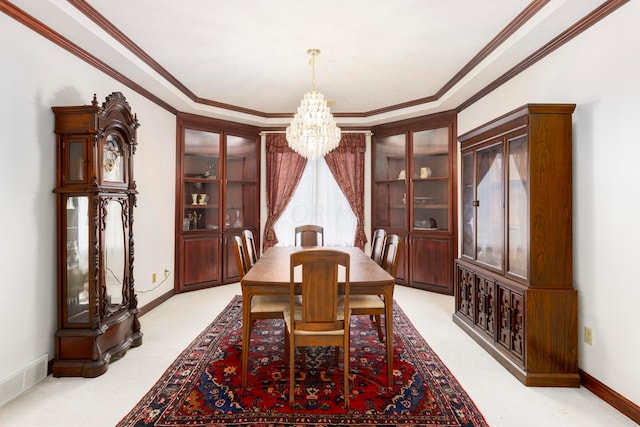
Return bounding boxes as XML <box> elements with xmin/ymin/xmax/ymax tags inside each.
<box><xmin>0</xmin><ymin>355</ymin><xmax>48</xmax><ymax>407</ymax></box>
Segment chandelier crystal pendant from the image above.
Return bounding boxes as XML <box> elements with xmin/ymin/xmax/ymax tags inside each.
<box><xmin>286</xmin><ymin>49</ymin><xmax>341</xmax><ymax>159</ymax></box>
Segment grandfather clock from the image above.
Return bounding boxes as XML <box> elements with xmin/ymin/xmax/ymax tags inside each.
<box><xmin>52</xmin><ymin>92</ymin><xmax>142</xmax><ymax>377</ymax></box>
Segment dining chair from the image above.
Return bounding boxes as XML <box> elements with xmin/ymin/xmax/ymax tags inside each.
<box><xmin>234</xmin><ymin>235</ymin><xmax>250</xmax><ymax>279</ymax></box>
<box><xmin>243</xmin><ymin>229</ymin><xmax>258</xmax><ymax>267</ymax></box>
<box><xmin>283</xmin><ymin>249</ymin><xmax>351</xmax><ymax>409</ymax></box>
<box><xmin>348</xmin><ymin>234</ymin><xmax>401</xmax><ymax>342</ymax></box>
<box><xmin>370</xmin><ymin>228</ymin><xmax>386</xmax><ymax>264</ymax></box>
<box><xmin>235</xmin><ymin>235</ymin><xmax>289</xmax><ymax>387</ymax></box>
<box><xmin>294</xmin><ymin>224</ymin><xmax>324</xmax><ymax>247</ymax></box>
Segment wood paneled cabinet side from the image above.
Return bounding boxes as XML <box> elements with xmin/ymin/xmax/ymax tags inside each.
<box><xmin>453</xmin><ymin>104</ymin><xmax>579</xmax><ymax>387</ymax></box>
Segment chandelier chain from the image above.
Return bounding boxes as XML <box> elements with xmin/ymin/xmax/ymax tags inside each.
<box><xmin>307</xmin><ymin>48</ymin><xmax>319</xmax><ymax>91</ymax></box>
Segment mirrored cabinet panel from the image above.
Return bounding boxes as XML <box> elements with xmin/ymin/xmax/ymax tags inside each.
<box><xmin>53</xmin><ymin>92</ymin><xmax>142</xmax><ymax>377</ymax></box>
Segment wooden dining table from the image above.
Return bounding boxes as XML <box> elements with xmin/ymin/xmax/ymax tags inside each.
<box><xmin>240</xmin><ymin>246</ymin><xmax>396</xmax><ymax>387</ymax></box>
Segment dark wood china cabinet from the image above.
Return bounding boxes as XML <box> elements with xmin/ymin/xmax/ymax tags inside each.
<box><xmin>52</xmin><ymin>92</ymin><xmax>142</xmax><ymax>377</ymax></box>
<box><xmin>454</xmin><ymin>104</ymin><xmax>579</xmax><ymax>386</ymax></box>
<box><xmin>175</xmin><ymin>114</ymin><xmax>259</xmax><ymax>292</ymax></box>
<box><xmin>372</xmin><ymin>110</ymin><xmax>457</xmax><ymax>294</ymax></box>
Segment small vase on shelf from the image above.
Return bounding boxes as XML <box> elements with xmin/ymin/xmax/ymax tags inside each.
<box><xmin>233</xmin><ymin>209</ymin><xmax>242</xmax><ymax>228</ymax></box>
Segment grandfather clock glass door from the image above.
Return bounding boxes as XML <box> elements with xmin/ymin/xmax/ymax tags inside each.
<box><xmin>103</xmin><ymin>197</ymin><xmax>126</xmax><ymax>310</ymax></box>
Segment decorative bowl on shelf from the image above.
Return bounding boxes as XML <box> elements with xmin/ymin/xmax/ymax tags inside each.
<box><xmin>414</xmin><ymin>196</ymin><xmax>434</xmax><ymax>205</ymax></box>
<box><xmin>415</xmin><ymin>218</ymin><xmax>438</xmax><ymax>230</ymax></box>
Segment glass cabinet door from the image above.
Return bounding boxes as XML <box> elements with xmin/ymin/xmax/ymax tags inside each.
<box><xmin>374</xmin><ymin>134</ymin><xmax>406</xmax><ymax>229</ymax></box>
<box><xmin>412</xmin><ymin>128</ymin><xmax>450</xmax><ymax>231</ymax></box>
<box><xmin>183</xmin><ymin>129</ymin><xmax>220</xmax><ymax>231</ymax></box>
<box><xmin>507</xmin><ymin>135</ymin><xmax>528</xmax><ymax>278</ymax></box>
<box><xmin>66</xmin><ymin>139</ymin><xmax>86</xmax><ymax>183</ymax></box>
<box><xmin>64</xmin><ymin>195</ymin><xmax>89</xmax><ymax>325</ymax></box>
<box><xmin>461</xmin><ymin>152</ymin><xmax>475</xmax><ymax>258</ymax></box>
<box><xmin>476</xmin><ymin>142</ymin><xmax>504</xmax><ymax>269</ymax></box>
<box><xmin>225</xmin><ymin>135</ymin><xmax>257</xmax><ymax>230</ymax></box>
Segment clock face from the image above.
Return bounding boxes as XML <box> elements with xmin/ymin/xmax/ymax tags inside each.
<box><xmin>103</xmin><ymin>135</ymin><xmax>124</xmax><ymax>182</ymax></box>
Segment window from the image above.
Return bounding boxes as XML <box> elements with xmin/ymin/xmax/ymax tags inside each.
<box><xmin>274</xmin><ymin>159</ymin><xmax>356</xmax><ymax>246</ymax></box>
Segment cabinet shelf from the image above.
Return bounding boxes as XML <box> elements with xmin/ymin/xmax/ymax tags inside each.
<box><xmin>414</xmin><ymin>151</ymin><xmax>448</xmax><ymax>157</ymax></box>
<box><xmin>375</xmin><ymin>179</ymin><xmax>406</xmax><ymax>185</ymax></box>
<box><xmin>185</xmin><ymin>204</ymin><xmax>219</xmax><ymax>208</ymax></box>
<box><xmin>413</xmin><ymin>177</ymin><xmax>447</xmax><ymax>182</ymax></box>
<box><xmin>185</xmin><ymin>177</ymin><xmax>218</xmax><ymax>182</ymax></box>
<box><xmin>415</xmin><ymin>204</ymin><xmax>448</xmax><ymax>209</ymax></box>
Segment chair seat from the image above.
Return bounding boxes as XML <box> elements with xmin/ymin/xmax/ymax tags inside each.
<box><xmin>283</xmin><ymin>306</ymin><xmax>350</xmax><ymax>335</ymax></box>
<box><xmin>251</xmin><ymin>295</ymin><xmax>291</xmax><ymax>313</ymax></box>
<box><xmin>344</xmin><ymin>295</ymin><xmax>384</xmax><ymax>310</ymax></box>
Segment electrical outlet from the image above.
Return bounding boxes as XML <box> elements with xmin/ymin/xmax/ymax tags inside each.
<box><xmin>584</xmin><ymin>327</ymin><xmax>593</xmax><ymax>345</ymax></box>
<box><xmin>164</xmin><ymin>269</ymin><xmax>170</xmax><ymax>278</ymax></box>
<box><xmin>152</xmin><ymin>272</ymin><xmax>157</xmax><ymax>284</ymax></box>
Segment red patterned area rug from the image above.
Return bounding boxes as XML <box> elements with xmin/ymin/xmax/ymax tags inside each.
<box><xmin>117</xmin><ymin>295</ymin><xmax>488</xmax><ymax>427</ymax></box>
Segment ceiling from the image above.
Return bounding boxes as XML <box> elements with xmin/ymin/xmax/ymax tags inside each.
<box><xmin>6</xmin><ymin>0</ymin><xmax>617</xmax><ymax>126</ymax></box>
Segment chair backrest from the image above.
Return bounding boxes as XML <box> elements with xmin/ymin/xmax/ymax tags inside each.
<box><xmin>294</xmin><ymin>224</ymin><xmax>324</xmax><ymax>247</ymax></box>
<box><xmin>289</xmin><ymin>249</ymin><xmax>349</xmax><ymax>331</ymax></box>
<box><xmin>380</xmin><ymin>234</ymin><xmax>401</xmax><ymax>278</ymax></box>
<box><xmin>242</xmin><ymin>229</ymin><xmax>258</xmax><ymax>267</ymax></box>
<box><xmin>234</xmin><ymin>235</ymin><xmax>250</xmax><ymax>279</ymax></box>
<box><xmin>370</xmin><ymin>228</ymin><xmax>387</xmax><ymax>264</ymax></box>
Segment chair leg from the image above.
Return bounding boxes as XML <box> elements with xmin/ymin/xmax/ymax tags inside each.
<box><xmin>241</xmin><ymin>322</ymin><xmax>252</xmax><ymax>387</ymax></box>
<box><xmin>289</xmin><ymin>335</ymin><xmax>295</xmax><ymax>408</ymax></box>
<box><xmin>343</xmin><ymin>342</ymin><xmax>350</xmax><ymax>409</ymax></box>
<box><xmin>284</xmin><ymin>331</ymin><xmax>289</xmax><ymax>364</ymax></box>
<box><xmin>374</xmin><ymin>315</ymin><xmax>384</xmax><ymax>342</ymax></box>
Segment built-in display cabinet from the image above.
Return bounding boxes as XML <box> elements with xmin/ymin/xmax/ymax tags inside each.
<box><xmin>454</xmin><ymin>104</ymin><xmax>579</xmax><ymax>386</ymax></box>
<box><xmin>372</xmin><ymin>111</ymin><xmax>457</xmax><ymax>294</ymax></box>
<box><xmin>175</xmin><ymin>114</ymin><xmax>259</xmax><ymax>292</ymax></box>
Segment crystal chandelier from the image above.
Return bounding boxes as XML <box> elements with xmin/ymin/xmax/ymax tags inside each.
<box><xmin>286</xmin><ymin>49</ymin><xmax>341</xmax><ymax>159</ymax></box>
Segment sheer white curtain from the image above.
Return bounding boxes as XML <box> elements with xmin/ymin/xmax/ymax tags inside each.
<box><xmin>273</xmin><ymin>158</ymin><xmax>356</xmax><ymax>246</ymax></box>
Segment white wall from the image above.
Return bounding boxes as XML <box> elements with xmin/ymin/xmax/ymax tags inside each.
<box><xmin>458</xmin><ymin>2</ymin><xmax>640</xmax><ymax>405</ymax></box>
<box><xmin>0</xmin><ymin>13</ymin><xmax>176</xmax><ymax>383</ymax></box>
